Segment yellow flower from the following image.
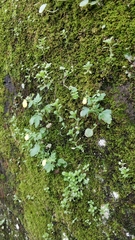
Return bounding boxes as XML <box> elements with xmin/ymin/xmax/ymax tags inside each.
<box><xmin>22</xmin><ymin>99</ymin><xmax>27</xmax><ymax>108</ymax></box>
<box><xmin>82</xmin><ymin>97</ymin><xmax>87</xmax><ymax>105</ymax></box>
<box><xmin>42</xmin><ymin>159</ymin><xmax>47</xmax><ymax>167</ymax></box>
<box><xmin>24</xmin><ymin>134</ymin><xmax>29</xmax><ymax>141</ymax></box>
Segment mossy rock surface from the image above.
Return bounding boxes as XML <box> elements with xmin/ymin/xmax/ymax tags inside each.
<box><xmin>0</xmin><ymin>0</ymin><xmax>135</xmax><ymax>239</ymax></box>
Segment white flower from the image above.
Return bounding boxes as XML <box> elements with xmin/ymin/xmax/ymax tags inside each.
<box><xmin>98</xmin><ymin>139</ymin><xmax>106</xmax><ymax>147</ymax></box>
<box><xmin>24</xmin><ymin>134</ymin><xmax>29</xmax><ymax>141</ymax></box>
<box><xmin>82</xmin><ymin>97</ymin><xmax>87</xmax><ymax>105</ymax></box>
<box><xmin>22</xmin><ymin>99</ymin><xmax>27</xmax><ymax>108</ymax></box>
<box><xmin>42</xmin><ymin>159</ymin><xmax>47</xmax><ymax>167</ymax></box>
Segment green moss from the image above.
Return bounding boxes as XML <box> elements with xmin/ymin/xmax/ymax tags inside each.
<box><xmin>1</xmin><ymin>0</ymin><xmax>135</xmax><ymax>239</ymax></box>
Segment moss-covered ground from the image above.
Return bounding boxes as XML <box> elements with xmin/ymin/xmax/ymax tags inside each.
<box><xmin>0</xmin><ymin>0</ymin><xmax>135</xmax><ymax>239</ymax></box>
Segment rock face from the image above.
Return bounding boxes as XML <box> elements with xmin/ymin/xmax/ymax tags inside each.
<box><xmin>3</xmin><ymin>75</ymin><xmax>16</xmax><ymax>113</ymax></box>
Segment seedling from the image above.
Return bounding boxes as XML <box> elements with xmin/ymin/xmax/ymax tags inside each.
<box><xmin>103</xmin><ymin>36</ymin><xmax>117</xmax><ymax>58</ymax></box>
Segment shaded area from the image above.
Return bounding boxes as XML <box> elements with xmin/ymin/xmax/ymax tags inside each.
<box><xmin>3</xmin><ymin>75</ymin><xmax>16</xmax><ymax>114</ymax></box>
<box><xmin>0</xmin><ymin>154</ymin><xmax>29</xmax><ymax>240</ymax></box>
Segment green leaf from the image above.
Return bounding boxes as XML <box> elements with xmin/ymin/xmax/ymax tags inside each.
<box><xmin>57</xmin><ymin>158</ymin><xmax>67</xmax><ymax>167</ymax></box>
<box><xmin>84</xmin><ymin>128</ymin><xmax>93</xmax><ymax>137</ymax></box>
<box><xmin>43</xmin><ymin>104</ymin><xmax>53</xmax><ymax>114</ymax></box>
<box><xmin>98</xmin><ymin>109</ymin><xmax>112</xmax><ymax>124</ymax></box>
<box><xmin>29</xmin><ymin>114</ymin><xmax>42</xmax><ymax>128</ymax></box>
<box><xmin>48</xmin><ymin>152</ymin><xmax>56</xmax><ymax>163</ymax></box>
<box><xmin>124</xmin><ymin>53</ymin><xmax>133</xmax><ymax>62</ymax></box>
<box><xmin>79</xmin><ymin>0</ymin><xmax>89</xmax><ymax>7</ymax></box>
<box><xmin>44</xmin><ymin>162</ymin><xmax>54</xmax><ymax>173</ymax></box>
<box><xmin>33</xmin><ymin>93</ymin><xmax>42</xmax><ymax>104</ymax></box>
<box><xmin>69</xmin><ymin>86</ymin><xmax>79</xmax><ymax>99</ymax></box>
<box><xmin>30</xmin><ymin>143</ymin><xmax>40</xmax><ymax>157</ymax></box>
<box><xmin>80</xmin><ymin>107</ymin><xmax>89</xmax><ymax>117</ymax></box>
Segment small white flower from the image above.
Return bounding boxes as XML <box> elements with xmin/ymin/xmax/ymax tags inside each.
<box><xmin>98</xmin><ymin>139</ymin><xmax>106</xmax><ymax>147</ymax></box>
<box><xmin>82</xmin><ymin>97</ymin><xmax>87</xmax><ymax>105</ymax></box>
<box><xmin>22</xmin><ymin>99</ymin><xmax>27</xmax><ymax>108</ymax></box>
<box><xmin>42</xmin><ymin>159</ymin><xmax>47</xmax><ymax>167</ymax></box>
<box><xmin>24</xmin><ymin>134</ymin><xmax>29</xmax><ymax>141</ymax></box>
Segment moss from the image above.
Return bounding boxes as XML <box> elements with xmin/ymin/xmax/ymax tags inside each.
<box><xmin>1</xmin><ymin>0</ymin><xmax>135</xmax><ymax>239</ymax></box>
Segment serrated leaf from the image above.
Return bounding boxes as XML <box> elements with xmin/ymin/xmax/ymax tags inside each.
<box><xmin>29</xmin><ymin>114</ymin><xmax>42</xmax><ymax>128</ymax></box>
<box><xmin>33</xmin><ymin>93</ymin><xmax>42</xmax><ymax>104</ymax></box>
<box><xmin>80</xmin><ymin>107</ymin><xmax>89</xmax><ymax>117</ymax></box>
<box><xmin>48</xmin><ymin>152</ymin><xmax>56</xmax><ymax>162</ymax></box>
<box><xmin>84</xmin><ymin>128</ymin><xmax>93</xmax><ymax>137</ymax></box>
<box><xmin>30</xmin><ymin>143</ymin><xmax>40</xmax><ymax>157</ymax></box>
<box><xmin>44</xmin><ymin>162</ymin><xmax>54</xmax><ymax>173</ymax></box>
<box><xmin>39</xmin><ymin>4</ymin><xmax>47</xmax><ymax>14</ymax></box>
<box><xmin>79</xmin><ymin>0</ymin><xmax>89</xmax><ymax>7</ymax></box>
<box><xmin>57</xmin><ymin>158</ymin><xmax>67</xmax><ymax>167</ymax></box>
<box><xmin>98</xmin><ymin>109</ymin><xmax>112</xmax><ymax>124</ymax></box>
<box><xmin>124</xmin><ymin>53</ymin><xmax>132</xmax><ymax>62</ymax></box>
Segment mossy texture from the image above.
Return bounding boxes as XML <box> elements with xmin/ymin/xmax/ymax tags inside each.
<box><xmin>1</xmin><ymin>0</ymin><xmax>135</xmax><ymax>239</ymax></box>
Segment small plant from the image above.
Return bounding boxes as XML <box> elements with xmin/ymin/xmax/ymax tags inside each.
<box><xmin>69</xmin><ymin>86</ymin><xmax>79</xmax><ymax>99</ymax></box>
<box><xmin>80</xmin><ymin>90</ymin><xmax>112</xmax><ymax>137</ymax></box>
<box><xmin>103</xmin><ymin>36</ymin><xmax>117</xmax><ymax>58</ymax></box>
<box><xmin>118</xmin><ymin>161</ymin><xmax>130</xmax><ymax>178</ymax></box>
<box><xmin>124</xmin><ymin>53</ymin><xmax>135</xmax><ymax>79</ymax></box>
<box><xmin>36</xmin><ymin>37</ymin><xmax>50</xmax><ymax>55</ymax></box>
<box><xmin>61</xmin><ymin>164</ymin><xmax>89</xmax><ymax>212</ymax></box>
<box><xmin>67</xmin><ymin>110</ymin><xmax>84</xmax><ymax>151</ymax></box>
<box><xmin>88</xmin><ymin>200</ymin><xmax>97</xmax><ymax>217</ymax></box>
<box><xmin>83</xmin><ymin>61</ymin><xmax>93</xmax><ymax>74</ymax></box>
<box><xmin>42</xmin><ymin>151</ymin><xmax>67</xmax><ymax>173</ymax></box>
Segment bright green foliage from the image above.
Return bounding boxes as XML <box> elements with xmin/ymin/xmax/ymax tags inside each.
<box><xmin>43</xmin><ymin>152</ymin><xmax>67</xmax><ymax>173</ymax></box>
<box><xmin>61</xmin><ymin>165</ymin><xmax>89</xmax><ymax>211</ymax></box>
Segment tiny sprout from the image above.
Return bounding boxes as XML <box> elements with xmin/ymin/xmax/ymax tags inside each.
<box><xmin>22</xmin><ymin>99</ymin><xmax>27</xmax><ymax>108</ymax></box>
<box><xmin>24</xmin><ymin>134</ymin><xmax>29</xmax><ymax>141</ymax></box>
